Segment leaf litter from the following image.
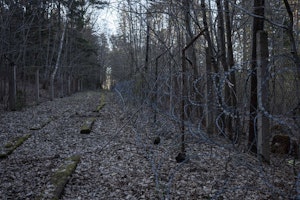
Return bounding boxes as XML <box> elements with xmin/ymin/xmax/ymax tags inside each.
<box><xmin>0</xmin><ymin>91</ymin><xmax>299</xmax><ymax>199</ymax></box>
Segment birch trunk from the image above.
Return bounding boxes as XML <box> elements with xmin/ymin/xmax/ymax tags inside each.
<box><xmin>50</xmin><ymin>20</ymin><xmax>67</xmax><ymax>101</ymax></box>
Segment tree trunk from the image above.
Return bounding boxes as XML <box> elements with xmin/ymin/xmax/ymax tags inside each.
<box><xmin>216</xmin><ymin>0</ymin><xmax>232</xmax><ymax>137</ymax></box>
<box><xmin>201</xmin><ymin>0</ymin><xmax>219</xmax><ymax>77</ymax></box>
<box><xmin>183</xmin><ymin>0</ymin><xmax>198</xmax><ymax>76</ymax></box>
<box><xmin>50</xmin><ymin>19</ymin><xmax>67</xmax><ymax>101</ymax></box>
<box><xmin>201</xmin><ymin>0</ymin><xmax>222</xmax><ymax>137</ymax></box>
<box><xmin>205</xmin><ymin>48</ymin><xmax>215</xmax><ymax>134</ymax></box>
<box><xmin>224</xmin><ymin>0</ymin><xmax>239</xmax><ymax>141</ymax></box>
<box><xmin>9</xmin><ymin>64</ymin><xmax>17</xmax><ymax>111</ymax></box>
<box><xmin>248</xmin><ymin>0</ymin><xmax>265</xmax><ymax>154</ymax></box>
<box><xmin>181</xmin><ymin>30</ymin><xmax>206</xmax><ymax>154</ymax></box>
<box><xmin>68</xmin><ymin>75</ymin><xmax>71</xmax><ymax>96</ymax></box>
<box><xmin>35</xmin><ymin>68</ymin><xmax>39</xmax><ymax>104</ymax></box>
<box><xmin>60</xmin><ymin>74</ymin><xmax>64</xmax><ymax>98</ymax></box>
<box><xmin>283</xmin><ymin>0</ymin><xmax>300</xmax><ymax>102</ymax></box>
<box><xmin>256</xmin><ymin>30</ymin><xmax>270</xmax><ymax>163</ymax></box>
<box><xmin>144</xmin><ymin>11</ymin><xmax>150</xmax><ymax>73</ymax></box>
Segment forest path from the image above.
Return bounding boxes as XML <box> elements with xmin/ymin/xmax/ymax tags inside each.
<box><xmin>0</xmin><ymin>91</ymin><xmax>298</xmax><ymax>199</ymax></box>
<box><xmin>0</xmin><ymin>91</ymin><xmax>154</xmax><ymax>199</ymax></box>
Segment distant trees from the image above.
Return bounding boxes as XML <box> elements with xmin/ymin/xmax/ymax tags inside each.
<box><xmin>0</xmin><ymin>0</ymin><xmax>108</xmax><ymax>109</ymax></box>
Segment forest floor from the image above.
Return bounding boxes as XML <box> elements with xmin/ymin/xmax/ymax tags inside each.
<box><xmin>0</xmin><ymin>91</ymin><xmax>299</xmax><ymax>200</ymax></box>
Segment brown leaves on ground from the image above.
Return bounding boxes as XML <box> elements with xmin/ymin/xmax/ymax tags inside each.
<box><xmin>0</xmin><ymin>91</ymin><xmax>299</xmax><ymax>199</ymax></box>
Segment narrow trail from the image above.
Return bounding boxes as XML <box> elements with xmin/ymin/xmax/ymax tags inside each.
<box><xmin>0</xmin><ymin>91</ymin><xmax>154</xmax><ymax>199</ymax></box>
<box><xmin>0</xmin><ymin>91</ymin><xmax>298</xmax><ymax>199</ymax></box>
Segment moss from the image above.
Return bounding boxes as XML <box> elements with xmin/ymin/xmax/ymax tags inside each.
<box><xmin>80</xmin><ymin>118</ymin><xmax>96</xmax><ymax>134</ymax></box>
<box><xmin>4</xmin><ymin>142</ymin><xmax>13</xmax><ymax>148</ymax></box>
<box><xmin>80</xmin><ymin>125</ymin><xmax>91</xmax><ymax>134</ymax></box>
<box><xmin>0</xmin><ymin>134</ymin><xmax>32</xmax><ymax>159</ymax></box>
<box><xmin>49</xmin><ymin>155</ymin><xmax>80</xmax><ymax>200</ymax></box>
<box><xmin>96</xmin><ymin>103</ymin><xmax>106</xmax><ymax>111</ymax></box>
<box><xmin>95</xmin><ymin>93</ymin><xmax>106</xmax><ymax>112</ymax></box>
<box><xmin>30</xmin><ymin>118</ymin><xmax>53</xmax><ymax>130</ymax></box>
<box><xmin>14</xmin><ymin>134</ymin><xmax>31</xmax><ymax>148</ymax></box>
<box><xmin>6</xmin><ymin>134</ymin><xmax>32</xmax><ymax>155</ymax></box>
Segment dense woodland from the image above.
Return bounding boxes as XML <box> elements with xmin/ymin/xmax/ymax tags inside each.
<box><xmin>0</xmin><ymin>0</ymin><xmax>109</xmax><ymax>104</ymax></box>
<box><xmin>1</xmin><ymin>0</ymin><xmax>300</xmax><ymax>198</ymax></box>
<box><xmin>109</xmin><ymin>0</ymin><xmax>300</xmax><ymax>160</ymax></box>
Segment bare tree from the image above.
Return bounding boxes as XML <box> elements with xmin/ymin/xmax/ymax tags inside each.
<box><xmin>248</xmin><ymin>0</ymin><xmax>265</xmax><ymax>154</ymax></box>
<box><xmin>50</xmin><ymin>16</ymin><xmax>68</xmax><ymax>101</ymax></box>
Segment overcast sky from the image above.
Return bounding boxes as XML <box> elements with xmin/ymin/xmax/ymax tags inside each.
<box><xmin>91</xmin><ymin>0</ymin><xmax>120</xmax><ymax>35</ymax></box>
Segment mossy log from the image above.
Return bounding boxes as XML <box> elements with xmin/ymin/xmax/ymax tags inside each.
<box><xmin>96</xmin><ymin>103</ymin><xmax>105</xmax><ymax>112</ymax></box>
<box><xmin>95</xmin><ymin>93</ymin><xmax>106</xmax><ymax>112</ymax></box>
<box><xmin>41</xmin><ymin>155</ymin><xmax>80</xmax><ymax>200</ymax></box>
<box><xmin>30</xmin><ymin>112</ymin><xmax>68</xmax><ymax>131</ymax></box>
<box><xmin>80</xmin><ymin>118</ymin><xmax>96</xmax><ymax>134</ymax></box>
<box><xmin>0</xmin><ymin>134</ymin><xmax>32</xmax><ymax>159</ymax></box>
<box><xmin>30</xmin><ymin>117</ymin><xmax>57</xmax><ymax>130</ymax></box>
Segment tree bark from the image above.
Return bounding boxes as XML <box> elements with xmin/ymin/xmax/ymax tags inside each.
<box><xmin>50</xmin><ymin>19</ymin><xmax>67</xmax><ymax>101</ymax></box>
<box><xmin>283</xmin><ymin>0</ymin><xmax>300</xmax><ymax>101</ymax></box>
<box><xmin>205</xmin><ymin>48</ymin><xmax>214</xmax><ymax>134</ymax></box>
<box><xmin>183</xmin><ymin>0</ymin><xmax>198</xmax><ymax>76</ymax></box>
<box><xmin>201</xmin><ymin>0</ymin><xmax>219</xmax><ymax>74</ymax></box>
<box><xmin>181</xmin><ymin>29</ymin><xmax>206</xmax><ymax>153</ymax></box>
<box><xmin>35</xmin><ymin>68</ymin><xmax>39</xmax><ymax>104</ymax></box>
<box><xmin>216</xmin><ymin>0</ymin><xmax>232</xmax><ymax>137</ymax></box>
<box><xmin>256</xmin><ymin>30</ymin><xmax>270</xmax><ymax>163</ymax></box>
<box><xmin>144</xmin><ymin>11</ymin><xmax>150</xmax><ymax>73</ymax></box>
<box><xmin>9</xmin><ymin>63</ymin><xmax>17</xmax><ymax>111</ymax></box>
<box><xmin>224</xmin><ymin>0</ymin><xmax>239</xmax><ymax>141</ymax></box>
<box><xmin>248</xmin><ymin>0</ymin><xmax>265</xmax><ymax>154</ymax></box>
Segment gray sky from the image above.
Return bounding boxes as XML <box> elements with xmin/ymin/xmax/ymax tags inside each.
<box><xmin>92</xmin><ymin>0</ymin><xmax>120</xmax><ymax>35</ymax></box>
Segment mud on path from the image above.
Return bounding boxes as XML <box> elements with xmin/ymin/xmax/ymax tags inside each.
<box><xmin>0</xmin><ymin>91</ymin><xmax>299</xmax><ymax>199</ymax></box>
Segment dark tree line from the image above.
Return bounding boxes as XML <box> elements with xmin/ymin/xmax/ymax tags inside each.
<box><xmin>0</xmin><ymin>0</ymin><xmax>108</xmax><ymax>109</ymax></box>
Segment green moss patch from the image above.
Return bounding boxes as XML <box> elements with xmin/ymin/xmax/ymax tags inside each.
<box><xmin>0</xmin><ymin>134</ymin><xmax>32</xmax><ymax>159</ymax></box>
<box><xmin>41</xmin><ymin>155</ymin><xmax>80</xmax><ymax>200</ymax></box>
<box><xmin>80</xmin><ymin>117</ymin><xmax>96</xmax><ymax>134</ymax></box>
<box><xmin>95</xmin><ymin>93</ymin><xmax>106</xmax><ymax>112</ymax></box>
<box><xmin>30</xmin><ymin>118</ymin><xmax>53</xmax><ymax>130</ymax></box>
